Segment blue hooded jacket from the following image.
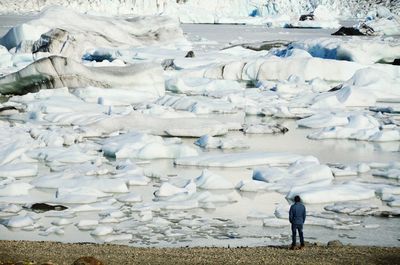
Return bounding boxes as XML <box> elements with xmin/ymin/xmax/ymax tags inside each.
<box><xmin>289</xmin><ymin>202</ymin><xmax>306</xmax><ymax>225</ymax></box>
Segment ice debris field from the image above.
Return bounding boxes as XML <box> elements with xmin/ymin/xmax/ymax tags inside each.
<box><xmin>0</xmin><ymin>1</ymin><xmax>399</xmax><ymax>247</ymax></box>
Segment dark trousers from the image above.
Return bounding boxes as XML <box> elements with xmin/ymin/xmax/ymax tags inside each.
<box><xmin>291</xmin><ymin>223</ymin><xmax>304</xmax><ymax>246</ymax></box>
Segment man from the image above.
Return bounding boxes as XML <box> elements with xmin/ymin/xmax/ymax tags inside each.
<box><xmin>289</xmin><ymin>195</ymin><xmax>306</xmax><ymax>250</ymax></box>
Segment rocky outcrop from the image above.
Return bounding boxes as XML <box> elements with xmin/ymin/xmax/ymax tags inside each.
<box><xmin>0</xmin><ymin>56</ymin><xmax>165</xmax><ymax>96</ymax></box>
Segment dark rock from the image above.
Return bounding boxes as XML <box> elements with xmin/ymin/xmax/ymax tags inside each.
<box><xmin>332</xmin><ymin>27</ymin><xmax>365</xmax><ymax>36</ymax></box>
<box><xmin>328</xmin><ymin>84</ymin><xmax>342</xmax><ymax>92</ymax></box>
<box><xmin>332</xmin><ymin>24</ymin><xmax>375</xmax><ymax>36</ymax></box>
<box><xmin>185</xmin><ymin>50</ymin><xmax>195</xmax><ymax>58</ymax></box>
<box><xmin>73</xmin><ymin>257</ymin><xmax>104</xmax><ymax>265</ymax></box>
<box><xmin>327</xmin><ymin>240</ymin><xmax>343</xmax><ymax>247</ymax></box>
<box><xmin>29</xmin><ymin>203</ymin><xmax>68</xmax><ymax>213</ymax></box>
<box><xmin>393</xmin><ymin>59</ymin><xmax>400</xmax><ymax>65</ymax></box>
<box><xmin>299</xmin><ymin>14</ymin><xmax>314</xmax><ymax>21</ymax></box>
<box><xmin>0</xmin><ymin>106</ymin><xmax>19</xmax><ymax>114</ymax></box>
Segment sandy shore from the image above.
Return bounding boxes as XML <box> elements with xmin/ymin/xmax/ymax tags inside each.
<box><xmin>0</xmin><ymin>240</ymin><xmax>399</xmax><ymax>265</ymax></box>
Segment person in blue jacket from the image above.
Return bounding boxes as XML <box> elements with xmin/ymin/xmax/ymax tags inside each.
<box><xmin>289</xmin><ymin>195</ymin><xmax>306</xmax><ymax>249</ymax></box>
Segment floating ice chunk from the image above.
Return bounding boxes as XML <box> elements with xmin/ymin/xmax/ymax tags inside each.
<box><xmin>372</xmin><ymin>167</ymin><xmax>400</xmax><ymax>180</ymax></box>
<box><xmin>195</xmin><ymin>190</ymin><xmax>241</xmax><ymax>203</ymax></box>
<box><xmin>324</xmin><ymin>202</ymin><xmax>380</xmax><ymax>216</ymax></box>
<box><xmin>103</xmin><ymin>233</ymin><xmax>132</xmax><ymax>243</ymax></box>
<box><xmin>99</xmin><ymin>216</ymin><xmax>120</xmax><ymax>224</ymax></box>
<box><xmin>388</xmin><ymin>199</ymin><xmax>400</xmax><ymax>207</ymax></box>
<box><xmin>364</xmin><ymin>224</ymin><xmax>380</xmax><ymax>229</ymax></box>
<box><xmin>297</xmin><ymin>113</ymin><xmax>349</xmax><ymax>129</ymax></box>
<box><xmin>0</xmin><ymin>142</ymin><xmax>28</xmax><ymax>165</ymax></box>
<box><xmin>155</xmin><ymin>181</ymin><xmax>195</xmax><ymax>198</ymax></box>
<box><xmin>243</xmin><ymin>123</ymin><xmax>288</xmax><ymax>134</ymax></box>
<box><xmin>33</xmin><ymin>174</ymin><xmax>128</xmax><ymax>193</ymax></box>
<box><xmin>291</xmin><ymin>184</ymin><xmax>376</xmax><ymax>204</ymax></box>
<box><xmin>51</xmin><ymin>218</ymin><xmax>73</xmax><ymax>226</ymax></box>
<box><xmin>102</xmin><ymin>131</ymin><xmax>197</xmax><ymax>159</ymax></box>
<box><xmin>247</xmin><ymin>210</ymin><xmax>270</xmax><ymax>220</ymax></box>
<box><xmin>73</xmin><ymin>86</ymin><xmax>161</xmax><ymax>106</ymax></box>
<box><xmin>0</xmin><ymin>182</ymin><xmax>33</xmax><ymax>196</ymax></box>
<box><xmin>57</xmin><ymin>187</ymin><xmax>109</xmax><ymax>199</ymax></box>
<box><xmin>39</xmin><ymin>226</ymin><xmax>64</xmax><ymax>236</ymax></box>
<box><xmin>117</xmin><ymin>193</ymin><xmax>142</xmax><ymax>203</ymax></box>
<box><xmin>255</xmin><ymin>163</ymin><xmax>333</xmax><ymax>193</ymax></box>
<box><xmin>235</xmin><ymin>179</ymin><xmax>273</xmax><ymax>192</ymax></box>
<box><xmin>159</xmin><ymin>200</ymin><xmax>199</xmax><ymax>210</ymax></box>
<box><xmin>166</xmin><ymin>77</ymin><xmax>243</xmax><ymax>95</ymax></box>
<box><xmin>0</xmin><ymin>163</ymin><xmax>38</xmax><ymax>178</ymax></box>
<box><xmin>0</xmin><ymin>204</ymin><xmax>21</xmax><ymax>213</ymax></box>
<box><xmin>194</xmin><ymin>135</ymin><xmax>221</xmax><ymax>149</ymax></box>
<box><xmin>175</xmin><ymin>152</ymin><xmax>316</xmax><ymax>167</ymax></box>
<box><xmin>90</xmin><ymin>226</ymin><xmax>113</xmax><ymax>236</ymax></box>
<box><xmin>263</xmin><ymin>218</ymin><xmax>290</xmax><ymax>227</ymax></box>
<box><xmin>369</xmin><ymin>130</ymin><xmax>400</xmax><ymax>142</ymax></box>
<box><xmin>288</xmin><ymin>37</ymin><xmax>400</xmax><ymax>64</ymax></box>
<box><xmin>139</xmin><ymin>210</ymin><xmax>153</xmax><ymax>222</ymax></box>
<box><xmin>71</xmin><ymin>199</ymin><xmax>117</xmax><ymax>212</ymax></box>
<box><xmin>2</xmin><ymin>215</ymin><xmax>34</xmax><ymax>228</ymax></box>
<box><xmin>84</xmin><ymin>111</ymin><xmax>234</xmax><ymax>137</ymax></box>
<box><xmin>76</xmin><ymin>219</ymin><xmax>98</xmax><ymax>230</ymax></box>
<box><xmin>195</xmin><ymin>170</ymin><xmax>235</xmax><ymax>190</ymax></box>
<box><xmin>52</xmin><ymin>194</ymin><xmax>98</xmax><ymax>204</ymax></box>
<box><xmin>194</xmin><ymin>135</ymin><xmax>247</xmax><ymax>149</ymax></box>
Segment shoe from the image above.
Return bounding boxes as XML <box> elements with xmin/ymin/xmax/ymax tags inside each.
<box><xmin>300</xmin><ymin>245</ymin><xmax>305</xmax><ymax>250</ymax></box>
<box><xmin>290</xmin><ymin>245</ymin><xmax>296</xmax><ymax>250</ymax></box>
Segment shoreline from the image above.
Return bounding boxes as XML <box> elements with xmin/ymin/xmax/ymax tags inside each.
<box><xmin>1</xmin><ymin>240</ymin><xmax>399</xmax><ymax>265</ymax></box>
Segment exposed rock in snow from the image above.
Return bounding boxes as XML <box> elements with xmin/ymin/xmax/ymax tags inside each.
<box><xmin>0</xmin><ymin>56</ymin><xmax>164</xmax><ymax>96</ymax></box>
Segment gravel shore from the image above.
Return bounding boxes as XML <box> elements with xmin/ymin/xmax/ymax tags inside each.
<box><xmin>0</xmin><ymin>240</ymin><xmax>399</xmax><ymax>265</ymax></box>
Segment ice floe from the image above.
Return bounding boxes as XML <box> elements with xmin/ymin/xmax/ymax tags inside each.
<box><xmin>101</xmin><ymin>131</ymin><xmax>198</xmax><ymax>159</ymax></box>
<box><xmin>195</xmin><ymin>170</ymin><xmax>235</xmax><ymax>190</ymax></box>
<box><xmin>175</xmin><ymin>152</ymin><xmax>317</xmax><ymax>167</ymax></box>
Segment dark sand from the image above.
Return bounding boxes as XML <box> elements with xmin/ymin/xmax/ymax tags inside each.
<box><xmin>0</xmin><ymin>240</ymin><xmax>399</xmax><ymax>265</ymax></box>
